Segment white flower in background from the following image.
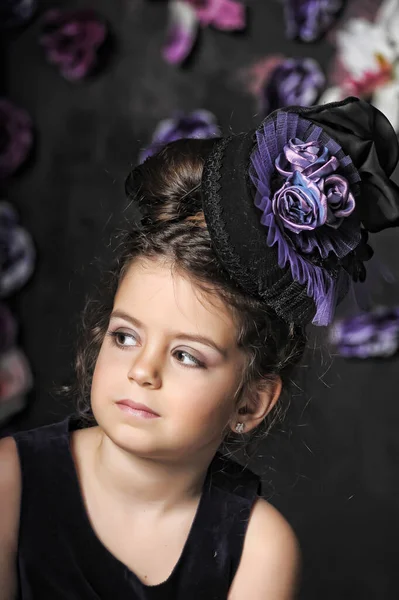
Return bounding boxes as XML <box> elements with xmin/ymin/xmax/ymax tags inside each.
<box><xmin>320</xmin><ymin>0</ymin><xmax>399</xmax><ymax>131</ymax></box>
<box><xmin>378</xmin><ymin>0</ymin><xmax>399</xmax><ymax>54</ymax></box>
<box><xmin>336</xmin><ymin>17</ymin><xmax>394</xmax><ymax>80</ymax></box>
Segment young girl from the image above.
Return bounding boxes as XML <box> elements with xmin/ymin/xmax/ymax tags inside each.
<box><xmin>1</xmin><ymin>97</ymin><xmax>398</xmax><ymax>600</ymax></box>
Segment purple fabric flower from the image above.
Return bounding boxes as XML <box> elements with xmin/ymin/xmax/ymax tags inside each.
<box><xmin>139</xmin><ymin>110</ymin><xmax>220</xmax><ymax>163</ymax></box>
<box><xmin>262</xmin><ymin>58</ymin><xmax>325</xmax><ymax>117</ymax></box>
<box><xmin>272</xmin><ymin>170</ymin><xmax>327</xmax><ymax>233</ymax></box>
<box><xmin>0</xmin><ymin>99</ymin><xmax>33</xmax><ymax>180</ymax></box>
<box><xmin>284</xmin><ymin>0</ymin><xmax>345</xmax><ymax>42</ymax></box>
<box><xmin>276</xmin><ymin>138</ymin><xmax>337</xmax><ymax>177</ymax></box>
<box><xmin>40</xmin><ymin>9</ymin><xmax>108</xmax><ymax>81</ymax></box>
<box><xmin>0</xmin><ymin>202</ymin><xmax>35</xmax><ymax>298</ymax></box>
<box><xmin>324</xmin><ymin>174</ymin><xmax>355</xmax><ymax>227</ymax></box>
<box><xmin>330</xmin><ymin>307</ymin><xmax>399</xmax><ymax>358</ymax></box>
<box><xmin>250</xmin><ymin>110</ymin><xmax>361</xmax><ymax>325</ymax></box>
<box><xmin>0</xmin><ymin>0</ymin><xmax>36</xmax><ymax>29</ymax></box>
<box><xmin>274</xmin><ymin>138</ymin><xmax>355</xmax><ymax>233</ymax></box>
<box><xmin>0</xmin><ymin>303</ymin><xmax>17</xmax><ymax>354</ymax></box>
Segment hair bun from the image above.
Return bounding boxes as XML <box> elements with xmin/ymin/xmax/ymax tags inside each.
<box><xmin>125</xmin><ymin>138</ymin><xmax>218</xmax><ymax>226</ymax></box>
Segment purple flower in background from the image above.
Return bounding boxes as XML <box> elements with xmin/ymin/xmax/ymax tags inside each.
<box><xmin>0</xmin><ymin>0</ymin><xmax>36</xmax><ymax>29</ymax></box>
<box><xmin>0</xmin><ymin>99</ymin><xmax>33</xmax><ymax>180</ymax></box>
<box><xmin>163</xmin><ymin>1</ymin><xmax>198</xmax><ymax>65</ymax></box>
<box><xmin>0</xmin><ymin>303</ymin><xmax>17</xmax><ymax>354</ymax></box>
<box><xmin>262</xmin><ymin>57</ymin><xmax>325</xmax><ymax>117</ymax></box>
<box><xmin>139</xmin><ymin>110</ymin><xmax>220</xmax><ymax>163</ymax></box>
<box><xmin>284</xmin><ymin>0</ymin><xmax>345</xmax><ymax>42</ymax></box>
<box><xmin>163</xmin><ymin>0</ymin><xmax>246</xmax><ymax>65</ymax></box>
<box><xmin>40</xmin><ymin>9</ymin><xmax>108</xmax><ymax>81</ymax></box>
<box><xmin>190</xmin><ymin>0</ymin><xmax>246</xmax><ymax>29</ymax></box>
<box><xmin>330</xmin><ymin>307</ymin><xmax>399</xmax><ymax>358</ymax></box>
<box><xmin>0</xmin><ymin>202</ymin><xmax>35</xmax><ymax>298</ymax></box>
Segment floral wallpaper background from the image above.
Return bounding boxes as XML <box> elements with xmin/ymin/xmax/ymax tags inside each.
<box><xmin>2</xmin><ymin>0</ymin><xmax>399</xmax><ymax>598</ymax></box>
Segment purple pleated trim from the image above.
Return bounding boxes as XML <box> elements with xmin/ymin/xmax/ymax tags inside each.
<box><xmin>250</xmin><ymin>111</ymin><xmax>361</xmax><ymax>326</ymax></box>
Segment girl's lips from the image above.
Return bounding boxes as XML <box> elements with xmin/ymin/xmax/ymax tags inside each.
<box><xmin>116</xmin><ymin>399</ymin><xmax>160</xmax><ymax>419</ymax></box>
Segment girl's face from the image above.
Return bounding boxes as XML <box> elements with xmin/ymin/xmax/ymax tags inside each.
<box><xmin>91</xmin><ymin>257</ymin><xmax>247</xmax><ymax>462</ymax></box>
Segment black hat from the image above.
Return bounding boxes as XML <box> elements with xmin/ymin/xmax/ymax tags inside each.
<box><xmin>201</xmin><ymin>97</ymin><xmax>399</xmax><ymax>326</ymax></box>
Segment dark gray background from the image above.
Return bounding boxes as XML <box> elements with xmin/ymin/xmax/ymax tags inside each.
<box><xmin>3</xmin><ymin>0</ymin><xmax>399</xmax><ymax>597</ymax></box>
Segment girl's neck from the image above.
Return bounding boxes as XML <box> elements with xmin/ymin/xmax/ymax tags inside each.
<box><xmin>91</xmin><ymin>427</ymin><xmax>215</xmax><ymax>513</ymax></box>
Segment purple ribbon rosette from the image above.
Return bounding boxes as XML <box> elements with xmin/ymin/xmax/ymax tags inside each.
<box><xmin>250</xmin><ymin>110</ymin><xmax>362</xmax><ymax>325</ymax></box>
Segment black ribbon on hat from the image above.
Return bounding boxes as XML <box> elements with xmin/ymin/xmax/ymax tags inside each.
<box><xmin>283</xmin><ymin>97</ymin><xmax>399</xmax><ymax>232</ymax></box>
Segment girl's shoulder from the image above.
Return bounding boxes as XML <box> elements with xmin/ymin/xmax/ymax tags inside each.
<box><xmin>0</xmin><ymin>436</ymin><xmax>21</xmax><ymax>599</ymax></box>
<box><xmin>229</xmin><ymin>497</ymin><xmax>300</xmax><ymax>599</ymax></box>
<box><xmin>0</xmin><ymin>434</ymin><xmax>21</xmax><ymax>504</ymax></box>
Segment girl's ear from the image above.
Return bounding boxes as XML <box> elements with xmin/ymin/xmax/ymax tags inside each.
<box><xmin>230</xmin><ymin>376</ymin><xmax>282</xmax><ymax>434</ymax></box>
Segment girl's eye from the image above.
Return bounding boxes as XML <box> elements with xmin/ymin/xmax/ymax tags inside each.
<box><xmin>107</xmin><ymin>331</ymin><xmax>205</xmax><ymax>368</ymax></box>
<box><xmin>174</xmin><ymin>349</ymin><xmax>205</xmax><ymax>369</ymax></box>
<box><xmin>108</xmin><ymin>330</ymin><xmax>138</xmax><ymax>348</ymax></box>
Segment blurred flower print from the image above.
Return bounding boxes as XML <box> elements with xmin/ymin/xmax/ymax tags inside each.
<box><xmin>40</xmin><ymin>9</ymin><xmax>109</xmax><ymax>81</ymax></box>
<box><xmin>163</xmin><ymin>0</ymin><xmax>246</xmax><ymax>65</ymax></box>
<box><xmin>0</xmin><ymin>303</ymin><xmax>17</xmax><ymax>355</ymax></box>
<box><xmin>0</xmin><ymin>99</ymin><xmax>33</xmax><ymax>180</ymax></box>
<box><xmin>244</xmin><ymin>56</ymin><xmax>325</xmax><ymax>117</ymax></box>
<box><xmin>0</xmin><ymin>348</ymin><xmax>32</xmax><ymax>425</ymax></box>
<box><xmin>190</xmin><ymin>0</ymin><xmax>246</xmax><ymax>29</ymax></box>
<box><xmin>330</xmin><ymin>306</ymin><xmax>399</xmax><ymax>358</ymax></box>
<box><xmin>284</xmin><ymin>0</ymin><xmax>345</xmax><ymax>42</ymax></box>
<box><xmin>0</xmin><ymin>0</ymin><xmax>36</xmax><ymax>29</ymax></box>
<box><xmin>163</xmin><ymin>1</ymin><xmax>199</xmax><ymax>65</ymax></box>
<box><xmin>0</xmin><ymin>202</ymin><xmax>35</xmax><ymax>298</ymax></box>
<box><xmin>320</xmin><ymin>0</ymin><xmax>399</xmax><ymax>130</ymax></box>
<box><xmin>139</xmin><ymin>110</ymin><xmax>220</xmax><ymax>163</ymax></box>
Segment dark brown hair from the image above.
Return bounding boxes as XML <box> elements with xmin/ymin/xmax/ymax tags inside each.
<box><xmin>73</xmin><ymin>139</ymin><xmax>307</xmax><ymax>439</ymax></box>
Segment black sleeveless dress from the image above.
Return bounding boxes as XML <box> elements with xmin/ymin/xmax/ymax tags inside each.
<box><xmin>13</xmin><ymin>417</ymin><xmax>260</xmax><ymax>599</ymax></box>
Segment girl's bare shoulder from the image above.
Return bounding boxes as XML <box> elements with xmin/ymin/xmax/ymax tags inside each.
<box><xmin>229</xmin><ymin>497</ymin><xmax>300</xmax><ymax>600</ymax></box>
<box><xmin>0</xmin><ymin>435</ymin><xmax>21</xmax><ymax>499</ymax></box>
<box><xmin>0</xmin><ymin>436</ymin><xmax>21</xmax><ymax>600</ymax></box>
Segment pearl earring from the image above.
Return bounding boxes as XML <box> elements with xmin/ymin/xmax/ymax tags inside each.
<box><xmin>235</xmin><ymin>422</ymin><xmax>245</xmax><ymax>434</ymax></box>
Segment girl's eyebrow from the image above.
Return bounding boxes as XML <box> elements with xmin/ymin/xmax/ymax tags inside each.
<box><xmin>110</xmin><ymin>309</ymin><xmax>228</xmax><ymax>357</ymax></box>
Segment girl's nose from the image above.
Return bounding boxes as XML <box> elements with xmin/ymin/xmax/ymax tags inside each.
<box><xmin>127</xmin><ymin>349</ymin><xmax>162</xmax><ymax>389</ymax></box>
